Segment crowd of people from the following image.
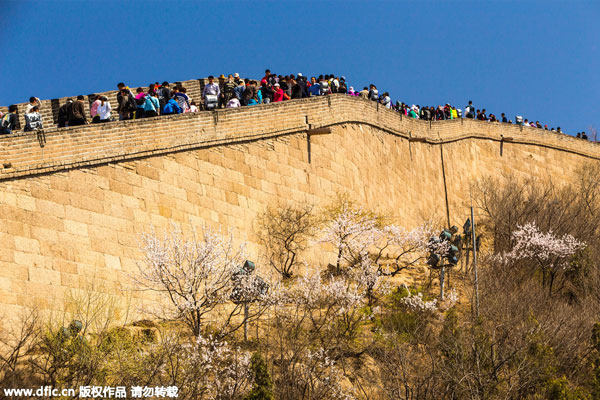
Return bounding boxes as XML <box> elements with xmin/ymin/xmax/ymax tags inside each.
<box><xmin>0</xmin><ymin>70</ymin><xmax>591</xmax><ymax>141</ymax></box>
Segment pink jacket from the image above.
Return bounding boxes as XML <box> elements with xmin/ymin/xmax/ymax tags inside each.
<box><xmin>90</xmin><ymin>100</ymin><xmax>101</xmax><ymax>117</ymax></box>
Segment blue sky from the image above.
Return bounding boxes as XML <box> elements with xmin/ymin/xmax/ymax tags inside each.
<box><xmin>1</xmin><ymin>0</ymin><xmax>598</xmax><ymax>135</ymax></box>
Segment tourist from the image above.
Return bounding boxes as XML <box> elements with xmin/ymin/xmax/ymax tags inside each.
<box><xmin>359</xmin><ymin>87</ymin><xmax>369</xmax><ymax>99</ymax></box>
<box><xmin>118</xmin><ymin>88</ymin><xmax>136</xmax><ymax>121</ymax></box>
<box><xmin>68</xmin><ymin>95</ymin><xmax>87</xmax><ymax>126</ymax></box>
<box><xmin>221</xmin><ymin>75</ymin><xmax>237</xmax><ymax>108</ymax></box>
<box><xmin>203</xmin><ymin>75</ymin><xmax>220</xmax><ymax>111</ymax></box>
<box><xmin>408</xmin><ymin>105</ymin><xmax>418</xmax><ymax>119</ymax></box>
<box><xmin>135</xmin><ymin>87</ymin><xmax>146</xmax><ymax>119</ymax></box>
<box><xmin>143</xmin><ymin>91</ymin><xmax>160</xmax><ymax>118</ymax></box>
<box><xmin>25</xmin><ymin>96</ymin><xmax>41</xmax><ymax>114</ymax></box>
<box><xmin>465</xmin><ymin>101</ymin><xmax>475</xmax><ymax>118</ymax></box>
<box><xmin>320</xmin><ymin>76</ymin><xmax>330</xmax><ymax>96</ymax></box>
<box><xmin>330</xmin><ymin>75</ymin><xmax>340</xmax><ymax>93</ymax></box>
<box><xmin>148</xmin><ymin>83</ymin><xmax>158</xmax><ymax>96</ymax></box>
<box><xmin>262</xmin><ymin>69</ymin><xmax>271</xmax><ymax>84</ymax></box>
<box><xmin>226</xmin><ymin>97</ymin><xmax>241</xmax><ymax>108</ymax></box>
<box><xmin>97</xmin><ymin>96</ymin><xmax>112</xmax><ymax>122</ymax></box>
<box><xmin>24</xmin><ymin>105</ymin><xmax>43</xmax><ymax>131</ymax></box>
<box><xmin>90</xmin><ymin>95</ymin><xmax>102</xmax><ymax>124</ymax></box>
<box><xmin>158</xmin><ymin>82</ymin><xmax>172</xmax><ymax>113</ymax></box>
<box><xmin>291</xmin><ymin>78</ymin><xmax>303</xmax><ymax>99</ymax></box>
<box><xmin>234</xmin><ymin>80</ymin><xmax>246</xmax><ymax>102</ymax></box>
<box><xmin>582</xmin><ymin>131</ymin><xmax>588</xmax><ymax>140</ymax></box>
<box><xmin>247</xmin><ymin>81</ymin><xmax>263</xmax><ymax>106</ymax></box>
<box><xmin>158</xmin><ymin>81</ymin><xmax>171</xmax><ymax>112</ymax></box>
<box><xmin>298</xmin><ymin>76</ymin><xmax>309</xmax><ymax>98</ymax></box>
<box><xmin>368</xmin><ymin>84</ymin><xmax>378</xmax><ymax>101</ymax></box>
<box><xmin>162</xmin><ymin>97</ymin><xmax>182</xmax><ymax>115</ymax></box>
<box><xmin>189</xmin><ymin>101</ymin><xmax>199</xmax><ymax>113</ymax></box>
<box><xmin>309</xmin><ymin>77</ymin><xmax>320</xmax><ymax>96</ymax></box>
<box><xmin>260</xmin><ymin>80</ymin><xmax>274</xmax><ymax>104</ymax></box>
<box><xmin>90</xmin><ymin>95</ymin><xmax>102</xmax><ymax>123</ymax></box>
<box><xmin>501</xmin><ymin>113</ymin><xmax>507</xmax><ymax>123</ymax></box>
<box><xmin>117</xmin><ymin>83</ymin><xmax>135</xmax><ymax>120</ymax></box>
<box><xmin>338</xmin><ymin>78</ymin><xmax>347</xmax><ymax>94</ymax></box>
<box><xmin>273</xmin><ymin>83</ymin><xmax>290</xmax><ymax>102</ymax></box>
<box><xmin>175</xmin><ymin>87</ymin><xmax>191</xmax><ymax>113</ymax></box>
<box><xmin>0</xmin><ymin>105</ymin><xmax>19</xmax><ymax>134</ymax></box>
<box><xmin>381</xmin><ymin>92</ymin><xmax>391</xmax><ymax>109</ymax></box>
<box><xmin>58</xmin><ymin>99</ymin><xmax>73</xmax><ymax>127</ymax></box>
<box><xmin>234</xmin><ymin>78</ymin><xmax>246</xmax><ymax>101</ymax></box>
<box><xmin>242</xmin><ymin>81</ymin><xmax>257</xmax><ymax>106</ymax></box>
<box><xmin>280</xmin><ymin>77</ymin><xmax>291</xmax><ymax>99</ymax></box>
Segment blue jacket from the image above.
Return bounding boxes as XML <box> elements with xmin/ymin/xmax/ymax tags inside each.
<box><xmin>309</xmin><ymin>83</ymin><xmax>321</xmax><ymax>96</ymax></box>
<box><xmin>234</xmin><ymin>85</ymin><xmax>245</xmax><ymax>100</ymax></box>
<box><xmin>163</xmin><ymin>98</ymin><xmax>182</xmax><ymax>115</ymax></box>
<box><xmin>248</xmin><ymin>89</ymin><xmax>263</xmax><ymax>106</ymax></box>
<box><xmin>143</xmin><ymin>96</ymin><xmax>160</xmax><ymax>112</ymax></box>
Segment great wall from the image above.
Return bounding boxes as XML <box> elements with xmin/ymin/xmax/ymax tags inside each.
<box><xmin>1</xmin><ymin>78</ymin><xmax>599</xmax><ymax>322</ymax></box>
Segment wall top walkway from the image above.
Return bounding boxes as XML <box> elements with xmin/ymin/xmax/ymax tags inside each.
<box><xmin>0</xmin><ymin>95</ymin><xmax>598</xmax><ymax>182</ymax></box>
<box><xmin>0</xmin><ymin>77</ymin><xmax>212</xmax><ymax>131</ymax></box>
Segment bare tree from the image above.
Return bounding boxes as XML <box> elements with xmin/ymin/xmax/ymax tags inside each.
<box><xmin>257</xmin><ymin>203</ymin><xmax>317</xmax><ymax>279</ymax></box>
<box><xmin>0</xmin><ymin>309</ymin><xmax>40</xmax><ymax>389</ymax></box>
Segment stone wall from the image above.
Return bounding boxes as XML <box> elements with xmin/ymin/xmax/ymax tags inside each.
<box><xmin>1</xmin><ymin>94</ymin><xmax>598</xmax><ymax>322</ymax></box>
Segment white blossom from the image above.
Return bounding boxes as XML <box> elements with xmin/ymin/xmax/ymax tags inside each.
<box><xmin>316</xmin><ymin>201</ymin><xmax>381</xmax><ymax>267</ymax></box>
<box><xmin>137</xmin><ymin>224</ymin><xmax>252</xmax><ymax>336</ymax></box>
<box><xmin>440</xmin><ymin>288</ymin><xmax>459</xmax><ymax>309</ymax></box>
<box><xmin>291</xmin><ymin>269</ymin><xmax>363</xmax><ymax>314</ymax></box>
<box><xmin>500</xmin><ymin>222</ymin><xmax>585</xmax><ymax>270</ymax></box>
<box><xmin>402</xmin><ymin>291</ymin><xmax>438</xmax><ymax>313</ymax></box>
<box><xmin>182</xmin><ymin>333</ymin><xmax>252</xmax><ymax>399</ymax></box>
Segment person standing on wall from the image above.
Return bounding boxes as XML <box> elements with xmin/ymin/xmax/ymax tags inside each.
<box><xmin>134</xmin><ymin>87</ymin><xmax>146</xmax><ymax>119</ymax></box>
<box><xmin>221</xmin><ymin>75</ymin><xmax>237</xmax><ymax>108</ymax></box>
<box><xmin>25</xmin><ymin>97</ymin><xmax>41</xmax><ymax>114</ymax></box>
<box><xmin>67</xmin><ymin>95</ymin><xmax>87</xmax><ymax>126</ymax></box>
<box><xmin>97</xmin><ymin>96</ymin><xmax>112</xmax><ymax>122</ymax></box>
<box><xmin>57</xmin><ymin>99</ymin><xmax>73</xmax><ymax>127</ymax></box>
<box><xmin>90</xmin><ymin>95</ymin><xmax>102</xmax><ymax>123</ymax></box>
<box><xmin>203</xmin><ymin>75</ymin><xmax>220</xmax><ymax>110</ymax></box>
<box><xmin>175</xmin><ymin>87</ymin><xmax>191</xmax><ymax>113</ymax></box>
<box><xmin>117</xmin><ymin>83</ymin><xmax>136</xmax><ymax>120</ymax></box>
<box><xmin>0</xmin><ymin>105</ymin><xmax>19</xmax><ymax>134</ymax></box>
<box><xmin>24</xmin><ymin>106</ymin><xmax>43</xmax><ymax>131</ymax></box>
<box><xmin>157</xmin><ymin>82</ymin><xmax>172</xmax><ymax>115</ymax></box>
<box><xmin>143</xmin><ymin>91</ymin><xmax>160</xmax><ymax>118</ymax></box>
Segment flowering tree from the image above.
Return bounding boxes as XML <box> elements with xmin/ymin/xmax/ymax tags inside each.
<box><xmin>138</xmin><ymin>225</ymin><xmax>271</xmax><ymax>337</ymax></box>
<box><xmin>318</xmin><ymin>198</ymin><xmax>440</xmax><ymax>278</ymax></box>
<box><xmin>271</xmin><ymin>265</ymin><xmax>362</xmax><ymax>400</ymax></box>
<box><xmin>154</xmin><ymin>332</ymin><xmax>253</xmax><ymax>400</ymax></box>
<box><xmin>499</xmin><ymin>222</ymin><xmax>586</xmax><ymax>294</ymax></box>
<box><xmin>317</xmin><ymin>199</ymin><xmax>381</xmax><ymax>274</ymax></box>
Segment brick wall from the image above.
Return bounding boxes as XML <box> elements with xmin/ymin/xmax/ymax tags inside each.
<box><xmin>0</xmin><ymin>94</ymin><xmax>598</xmax><ymax>322</ymax></box>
